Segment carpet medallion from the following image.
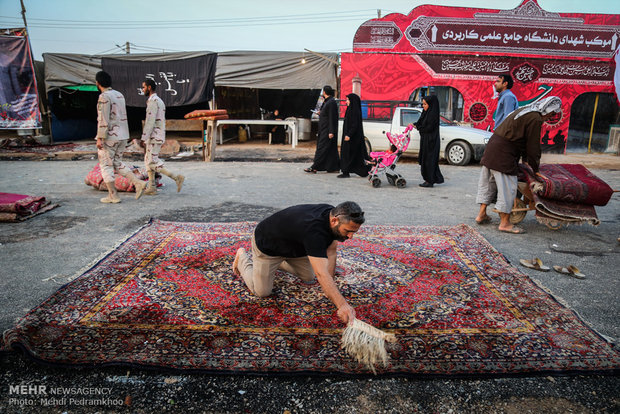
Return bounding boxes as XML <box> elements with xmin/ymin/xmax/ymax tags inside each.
<box><xmin>2</xmin><ymin>220</ymin><xmax>619</xmax><ymax>375</ymax></box>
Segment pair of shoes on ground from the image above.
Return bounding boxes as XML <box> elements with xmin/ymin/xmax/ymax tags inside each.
<box><xmin>519</xmin><ymin>258</ymin><xmax>585</xmax><ymax>279</ymax></box>
<box><xmin>304</xmin><ymin>167</ymin><xmax>317</xmax><ymax>174</ymax></box>
<box><xmin>337</xmin><ymin>173</ymin><xmax>350</xmax><ymax>178</ymax></box>
<box><xmin>419</xmin><ymin>181</ymin><xmax>433</xmax><ymax>188</ymax></box>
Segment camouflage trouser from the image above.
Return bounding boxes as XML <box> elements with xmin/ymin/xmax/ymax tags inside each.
<box><xmin>97</xmin><ymin>139</ymin><xmax>130</xmax><ymax>182</ymax></box>
<box><xmin>144</xmin><ymin>139</ymin><xmax>165</xmax><ymax>171</ymax></box>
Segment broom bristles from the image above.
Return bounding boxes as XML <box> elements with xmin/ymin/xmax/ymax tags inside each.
<box><xmin>341</xmin><ymin>318</ymin><xmax>397</xmax><ymax>374</ymax></box>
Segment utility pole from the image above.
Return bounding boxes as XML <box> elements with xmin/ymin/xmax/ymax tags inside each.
<box><xmin>377</xmin><ymin>9</ymin><xmax>381</xmax><ymax>19</ymax></box>
<box><xmin>20</xmin><ymin>0</ymin><xmax>28</xmax><ymax>28</ymax></box>
<box><xmin>125</xmin><ymin>41</ymin><xmax>130</xmax><ymax>54</ymax></box>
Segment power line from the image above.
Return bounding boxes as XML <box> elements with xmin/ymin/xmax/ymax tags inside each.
<box><xmin>0</xmin><ymin>9</ymin><xmax>376</xmax><ymax>24</ymax></box>
<box><xmin>0</xmin><ymin>10</ymin><xmax>375</xmax><ymax>29</ymax></box>
<box><xmin>0</xmin><ymin>19</ymin><xmax>370</xmax><ymax>30</ymax></box>
<box><xmin>94</xmin><ymin>45</ymin><xmax>125</xmax><ymax>55</ymax></box>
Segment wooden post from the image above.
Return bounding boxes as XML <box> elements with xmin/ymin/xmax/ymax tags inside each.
<box><xmin>588</xmin><ymin>93</ymin><xmax>599</xmax><ymax>154</ymax></box>
<box><xmin>202</xmin><ymin>120</ymin><xmax>216</xmax><ymax>162</ymax></box>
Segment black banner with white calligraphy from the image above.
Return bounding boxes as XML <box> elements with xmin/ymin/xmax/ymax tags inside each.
<box><xmin>101</xmin><ymin>53</ymin><xmax>217</xmax><ymax>107</ymax></box>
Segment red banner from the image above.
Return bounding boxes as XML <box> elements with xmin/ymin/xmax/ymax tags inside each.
<box><xmin>353</xmin><ymin>0</ymin><xmax>620</xmax><ymax>60</ymax></box>
<box><xmin>341</xmin><ymin>52</ymin><xmax>614</xmax><ymax>152</ymax></box>
<box><xmin>344</xmin><ymin>0</ymin><xmax>619</xmax><ymax>153</ymax></box>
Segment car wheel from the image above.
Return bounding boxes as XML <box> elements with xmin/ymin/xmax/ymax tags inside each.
<box><xmin>446</xmin><ymin>141</ymin><xmax>472</xmax><ymax>166</ymax></box>
<box><xmin>364</xmin><ymin>137</ymin><xmax>372</xmax><ymax>155</ymax></box>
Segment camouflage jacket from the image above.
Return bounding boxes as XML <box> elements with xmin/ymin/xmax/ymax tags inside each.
<box><xmin>141</xmin><ymin>93</ymin><xmax>166</xmax><ymax>143</ymax></box>
<box><xmin>96</xmin><ymin>88</ymin><xmax>130</xmax><ymax>141</ymax></box>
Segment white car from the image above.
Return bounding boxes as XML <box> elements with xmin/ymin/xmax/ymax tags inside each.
<box><xmin>339</xmin><ymin>107</ymin><xmax>492</xmax><ymax>165</ymax></box>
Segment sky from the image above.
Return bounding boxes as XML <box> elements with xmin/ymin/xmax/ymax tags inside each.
<box><xmin>1</xmin><ymin>0</ymin><xmax>619</xmax><ymax>60</ymax></box>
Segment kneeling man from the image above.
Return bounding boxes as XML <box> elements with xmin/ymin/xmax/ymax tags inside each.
<box><xmin>233</xmin><ymin>202</ymin><xmax>364</xmax><ymax>324</ymax></box>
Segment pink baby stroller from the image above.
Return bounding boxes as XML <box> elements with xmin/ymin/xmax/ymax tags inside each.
<box><xmin>367</xmin><ymin>124</ymin><xmax>413</xmax><ymax>188</ymax></box>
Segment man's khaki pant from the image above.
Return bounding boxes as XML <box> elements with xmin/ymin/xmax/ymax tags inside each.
<box><xmin>145</xmin><ymin>139</ymin><xmax>165</xmax><ymax>171</ymax></box>
<box><xmin>237</xmin><ymin>233</ymin><xmax>316</xmax><ymax>297</ymax></box>
<box><xmin>98</xmin><ymin>139</ymin><xmax>130</xmax><ymax>182</ymax></box>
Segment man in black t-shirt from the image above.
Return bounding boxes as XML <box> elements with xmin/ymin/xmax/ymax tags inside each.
<box><xmin>232</xmin><ymin>201</ymin><xmax>365</xmax><ymax>324</ymax></box>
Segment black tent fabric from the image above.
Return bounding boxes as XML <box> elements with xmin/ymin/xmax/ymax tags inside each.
<box><xmin>101</xmin><ymin>52</ymin><xmax>217</xmax><ymax>107</ymax></box>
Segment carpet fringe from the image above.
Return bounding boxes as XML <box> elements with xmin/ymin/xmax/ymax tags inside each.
<box><xmin>341</xmin><ymin>319</ymin><xmax>397</xmax><ymax>374</ymax></box>
<box><xmin>65</xmin><ymin>219</ymin><xmax>153</xmax><ymax>284</ymax></box>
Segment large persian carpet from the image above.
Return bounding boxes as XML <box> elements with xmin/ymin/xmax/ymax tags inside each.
<box><xmin>2</xmin><ymin>220</ymin><xmax>619</xmax><ymax>376</ymax></box>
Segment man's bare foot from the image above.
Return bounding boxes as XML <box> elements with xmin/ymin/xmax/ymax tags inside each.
<box><xmin>498</xmin><ymin>225</ymin><xmax>526</xmax><ymax>234</ymax></box>
<box><xmin>475</xmin><ymin>215</ymin><xmax>492</xmax><ymax>225</ymax></box>
<box><xmin>232</xmin><ymin>248</ymin><xmax>245</xmax><ymax>276</ymax></box>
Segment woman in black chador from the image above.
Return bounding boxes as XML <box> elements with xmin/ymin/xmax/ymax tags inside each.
<box><xmin>414</xmin><ymin>95</ymin><xmax>444</xmax><ymax>187</ymax></box>
<box><xmin>305</xmin><ymin>86</ymin><xmax>339</xmax><ymax>173</ymax></box>
<box><xmin>339</xmin><ymin>93</ymin><xmax>369</xmax><ymax>178</ymax></box>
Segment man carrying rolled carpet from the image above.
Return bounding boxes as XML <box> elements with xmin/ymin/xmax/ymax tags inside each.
<box><xmin>233</xmin><ymin>201</ymin><xmax>364</xmax><ymax>324</ymax></box>
<box><xmin>135</xmin><ymin>79</ymin><xmax>185</xmax><ymax>195</ymax></box>
<box><xmin>95</xmin><ymin>71</ymin><xmax>146</xmax><ymax>203</ymax></box>
<box><xmin>475</xmin><ymin>95</ymin><xmax>562</xmax><ymax>233</ymax></box>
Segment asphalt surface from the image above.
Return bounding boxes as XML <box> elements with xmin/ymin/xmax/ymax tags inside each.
<box><xmin>0</xmin><ymin>147</ymin><xmax>619</xmax><ymax>413</ymax></box>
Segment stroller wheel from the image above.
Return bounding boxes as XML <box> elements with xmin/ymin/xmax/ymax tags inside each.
<box><xmin>371</xmin><ymin>178</ymin><xmax>382</xmax><ymax>188</ymax></box>
<box><xmin>396</xmin><ymin>178</ymin><xmax>407</xmax><ymax>188</ymax></box>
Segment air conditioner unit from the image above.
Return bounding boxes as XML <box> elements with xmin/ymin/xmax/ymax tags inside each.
<box><xmin>606</xmin><ymin>126</ymin><xmax>620</xmax><ymax>155</ymax></box>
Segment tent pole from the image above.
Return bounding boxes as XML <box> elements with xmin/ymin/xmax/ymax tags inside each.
<box><xmin>588</xmin><ymin>93</ymin><xmax>599</xmax><ymax>154</ymax></box>
<box><xmin>20</xmin><ymin>0</ymin><xmax>28</xmax><ymax>28</ymax></box>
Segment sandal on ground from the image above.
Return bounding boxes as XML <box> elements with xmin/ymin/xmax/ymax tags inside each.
<box><xmin>475</xmin><ymin>216</ymin><xmax>492</xmax><ymax>225</ymax></box>
<box><xmin>499</xmin><ymin>226</ymin><xmax>526</xmax><ymax>234</ymax></box>
<box><xmin>303</xmin><ymin>167</ymin><xmax>317</xmax><ymax>173</ymax></box>
<box><xmin>519</xmin><ymin>258</ymin><xmax>550</xmax><ymax>272</ymax></box>
<box><xmin>553</xmin><ymin>265</ymin><xmax>585</xmax><ymax>279</ymax></box>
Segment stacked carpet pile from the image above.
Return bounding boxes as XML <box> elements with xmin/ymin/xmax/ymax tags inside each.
<box><xmin>184</xmin><ymin>109</ymin><xmax>229</xmax><ymax>121</ymax></box>
<box><xmin>0</xmin><ymin>192</ymin><xmax>58</xmax><ymax>222</ymax></box>
<box><xmin>84</xmin><ymin>164</ymin><xmax>161</xmax><ymax>193</ymax></box>
<box><xmin>519</xmin><ymin>163</ymin><xmax>614</xmax><ymax>226</ymax></box>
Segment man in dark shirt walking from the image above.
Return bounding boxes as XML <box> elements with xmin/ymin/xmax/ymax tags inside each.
<box><xmin>232</xmin><ymin>201</ymin><xmax>364</xmax><ymax>324</ymax></box>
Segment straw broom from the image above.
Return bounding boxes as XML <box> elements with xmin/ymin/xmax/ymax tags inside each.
<box><xmin>341</xmin><ymin>318</ymin><xmax>397</xmax><ymax>374</ymax></box>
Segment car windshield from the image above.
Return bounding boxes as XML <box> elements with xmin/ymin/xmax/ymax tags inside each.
<box><xmin>400</xmin><ymin>110</ymin><xmax>420</xmax><ymax>126</ymax></box>
<box><xmin>440</xmin><ymin>116</ymin><xmax>456</xmax><ymax>126</ymax></box>
<box><xmin>401</xmin><ymin>110</ymin><xmax>457</xmax><ymax>127</ymax></box>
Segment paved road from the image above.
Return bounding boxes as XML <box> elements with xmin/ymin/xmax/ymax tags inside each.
<box><xmin>1</xmin><ymin>160</ymin><xmax>618</xmax><ymax>413</ymax></box>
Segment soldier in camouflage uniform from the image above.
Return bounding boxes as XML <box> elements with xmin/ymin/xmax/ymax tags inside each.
<box><xmin>137</xmin><ymin>79</ymin><xmax>185</xmax><ymax>195</ymax></box>
<box><xmin>95</xmin><ymin>71</ymin><xmax>146</xmax><ymax>203</ymax></box>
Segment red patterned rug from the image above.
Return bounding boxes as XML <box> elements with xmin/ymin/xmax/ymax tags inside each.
<box><xmin>2</xmin><ymin>220</ymin><xmax>619</xmax><ymax>376</ymax></box>
<box><xmin>0</xmin><ymin>192</ymin><xmax>59</xmax><ymax>222</ymax></box>
<box><xmin>519</xmin><ymin>164</ymin><xmax>607</xmax><ymax>226</ymax></box>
